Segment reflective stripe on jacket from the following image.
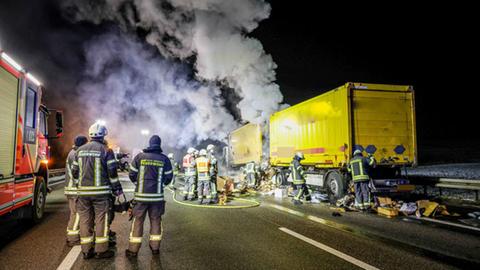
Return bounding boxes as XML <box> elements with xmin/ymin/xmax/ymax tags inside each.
<box><xmin>348</xmin><ymin>156</ymin><xmax>374</xmax><ymax>182</ymax></box>
<box><xmin>64</xmin><ymin>148</ymin><xmax>77</xmax><ymax>196</ymax></box>
<box><xmin>183</xmin><ymin>154</ymin><xmax>197</xmax><ymax>176</ymax></box>
<box><xmin>290</xmin><ymin>159</ymin><xmax>305</xmax><ymax>184</ymax></box>
<box><xmin>196</xmin><ymin>157</ymin><xmax>211</xmax><ymax>181</ymax></box>
<box><xmin>129</xmin><ymin>151</ymin><xmax>173</xmax><ymax>202</ymax></box>
<box><xmin>71</xmin><ymin>140</ymin><xmax>121</xmax><ymax>196</ymax></box>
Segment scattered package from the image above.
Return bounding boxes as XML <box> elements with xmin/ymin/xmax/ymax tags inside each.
<box><xmin>377</xmin><ymin>207</ymin><xmax>399</xmax><ymax>217</ymax></box>
<box><xmin>399</xmin><ymin>202</ymin><xmax>417</xmax><ymax>216</ymax></box>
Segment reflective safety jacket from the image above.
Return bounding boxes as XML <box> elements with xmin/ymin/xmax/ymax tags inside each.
<box><xmin>195</xmin><ymin>156</ymin><xmax>211</xmax><ymax>181</ymax></box>
<box><xmin>169</xmin><ymin>158</ymin><xmax>179</xmax><ymax>175</ymax></box>
<box><xmin>129</xmin><ymin>150</ymin><xmax>173</xmax><ymax>202</ymax></box>
<box><xmin>182</xmin><ymin>154</ymin><xmax>196</xmax><ymax>176</ymax></box>
<box><xmin>208</xmin><ymin>153</ymin><xmax>218</xmax><ymax>176</ymax></box>
<box><xmin>290</xmin><ymin>158</ymin><xmax>305</xmax><ymax>185</ymax></box>
<box><xmin>72</xmin><ymin>140</ymin><xmax>122</xmax><ymax>197</ymax></box>
<box><xmin>245</xmin><ymin>162</ymin><xmax>256</xmax><ymax>174</ymax></box>
<box><xmin>348</xmin><ymin>155</ymin><xmax>375</xmax><ymax>182</ymax></box>
<box><xmin>64</xmin><ymin>148</ymin><xmax>78</xmax><ymax>197</ymax></box>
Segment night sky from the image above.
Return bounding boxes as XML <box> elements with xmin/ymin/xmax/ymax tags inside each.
<box><xmin>0</xmin><ymin>1</ymin><xmax>478</xmax><ymax>163</ymax></box>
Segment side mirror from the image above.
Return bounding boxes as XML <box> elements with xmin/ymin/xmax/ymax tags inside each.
<box><xmin>55</xmin><ymin>111</ymin><xmax>64</xmax><ymax>137</ymax></box>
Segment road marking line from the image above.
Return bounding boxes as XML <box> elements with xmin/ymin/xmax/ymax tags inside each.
<box><xmin>56</xmin><ymin>246</ymin><xmax>81</xmax><ymax>270</ymax></box>
<box><xmin>279</xmin><ymin>227</ymin><xmax>380</xmax><ymax>270</ymax></box>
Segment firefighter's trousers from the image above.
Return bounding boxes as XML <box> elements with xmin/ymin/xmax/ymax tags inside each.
<box><xmin>76</xmin><ymin>197</ymin><xmax>111</xmax><ymax>254</ymax></box>
<box><xmin>197</xmin><ymin>180</ymin><xmax>211</xmax><ymax>201</ymax></box>
<box><xmin>246</xmin><ymin>173</ymin><xmax>256</xmax><ymax>187</ymax></box>
<box><xmin>128</xmin><ymin>202</ymin><xmax>165</xmax><ymax>253</ymax></box>
<box><xmin>354</xmin><ymin>181</ymin><xmax>371</xmax><ymax>209</ymax></box>
<box><xmin>183</xmin><ymin>176</ymin><xmax>197</xmax><ymax>199</ymax></box>
<box><xmin>293</xmin><ymin>184</ymin><xmax>311</xmax><ymax>201</ymax></box>
<box><xmin>210</xmin><ymin>176</ymin><xmax>218</xmax><ymax>202</ymax></box>
<box><xmin>66</xmin><ymin>197</ymin><xmax>80</xmax><ymax>243</ymax></box>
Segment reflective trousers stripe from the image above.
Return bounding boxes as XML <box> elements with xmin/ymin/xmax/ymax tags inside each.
<box><xmin>81</xmin><ymin>236</ymin><xmax>94</xmax><ymax>244</ymax></box>
<box><xmin>150</xmin><ymin>235</ymin><xmax>162</xmax><ymax>241</ymax></box>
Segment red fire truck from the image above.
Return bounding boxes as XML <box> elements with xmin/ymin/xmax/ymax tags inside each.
<box><xmin>0</xmin><ymin>50</ymin><xmax>63</xmax><ymax>222</ymax></box>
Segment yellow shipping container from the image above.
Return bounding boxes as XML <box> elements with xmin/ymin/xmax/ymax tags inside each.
<box><xmin>270</xmin><ymin>82</ymin><xmax>417</xmax><ymax>168</ymax></box>
<box><xmin>228</xmin><ymin>123</ymin><xmax>263</xmax><ymax>166</ymax></box>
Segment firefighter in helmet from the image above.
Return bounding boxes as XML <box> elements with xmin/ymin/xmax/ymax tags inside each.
<box><xmin>167</xmin><ymin>153</ymin><xmax>179</xmax><ymax>189</ymax></box>
<box><xmin>290</xmin><ymin>152</ymin><xmax>311</xmax><ymax>205</ymax></box>
<box><xmin>71</xmin><ymin>122</ymin><xmax>123</xmax><ymax>259</ymax></box>
<box><xmin>196</xmin><ymin>149</ymin><xmax>212</xmax><ymax>204</ymax></box>
<box><xmin>206</xmin><ymin>144</ymin><xmax>218</xmax><ymax>203</ymax></box>
<box><xmin>65</xmin><ymin>135</ymin><xmax>88</xmax><ymax>247</ymax></box>
<box><xmin>126</xmin><ymin>135</ymin><xmax>173</xmax><ymax>258</ymax></box>
<box><xmin>348</xmin><ymin>149</ymin><xmax>376</xmax><ymax>211</ymax></box>
<box><xmin>182</xmin><ymin>147</ymin><xmax>197</xmax><ymax>201</ymax></box>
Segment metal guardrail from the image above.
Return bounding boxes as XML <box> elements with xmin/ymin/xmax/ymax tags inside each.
<box><xmin>410</xmin><ymin>176</ymin><xmax>480</xmax><ymax>200</ymax></box>
<box><xmin>49</xmin><ymin>168</ymin><xmax>65</xmax><ymax>178</ymax></box>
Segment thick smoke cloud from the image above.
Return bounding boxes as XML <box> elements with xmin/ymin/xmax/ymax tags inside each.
<box><xmin>61</xmin><ymin>0</ymin><xmax>284</xmax><ymax>150</ymax></box>
<box><xmin>79</xmin><ymin>31</ymin><xmax>236</xmax><ymax>150</ymax></box>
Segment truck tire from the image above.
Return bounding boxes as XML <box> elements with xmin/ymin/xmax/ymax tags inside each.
<box><xmin>30</xmin><ymin>176</ymin><xmax>47</xmax><ymax>223</ymax></box>
<box><xmin>326</xmin><ymin>171</ymin><xmax>345</xmax><ymax>199</ymax></box>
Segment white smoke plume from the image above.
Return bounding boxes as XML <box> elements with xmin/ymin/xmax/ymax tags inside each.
<box><xmin>79</xmin><ymin>31</ymin><xmax>236</xmax><ymax>150</ymax></box>
<box><xmin>61</xmin><ymin>0</ymin><xmax>284</xmax><ymax>150</ymax></box>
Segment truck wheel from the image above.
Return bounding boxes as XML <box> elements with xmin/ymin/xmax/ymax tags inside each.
<box><xmin>31</xmin><ymin>177</ymin><xmax>47</xmax><ymax>223</ymax></box>
<box><xmin>326</xmin><ymin>171</ymin><xmax>345</xmax><ymax>199</ymax></box>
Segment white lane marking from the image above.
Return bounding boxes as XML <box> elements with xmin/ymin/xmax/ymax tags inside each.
<box><xmin>56</xmin><ymin>246</ymin><xmax>81</xmax><ymax>270</ymax></box>
<box><xmin>279</xmin><ymin>227</ymin><xmax>380</xmax><ymax>270</ymax></box>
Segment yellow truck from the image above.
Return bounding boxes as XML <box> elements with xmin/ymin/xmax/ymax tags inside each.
<box><xmin>228</xmin><ymin>82</ymin><xmax>417</xmax><ymax>197</ymax></box>
<box><xmin>228</xmin><ymin>123</ymin><xmax>263</xmax><ymax>166</ymax></box>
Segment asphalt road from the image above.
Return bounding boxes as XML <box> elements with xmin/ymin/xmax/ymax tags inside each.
<box><xmin>1</xmin><ymin>173</ymin><xmax>480</xmax><ymax>270</ymax></box>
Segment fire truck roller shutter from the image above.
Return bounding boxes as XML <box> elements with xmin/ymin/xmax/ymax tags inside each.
<box><xmin>0</xmin><ymin>65</ymin><xmax>18</xmax><ymax>178</ymax></box>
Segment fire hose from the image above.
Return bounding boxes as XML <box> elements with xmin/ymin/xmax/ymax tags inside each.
<box><xmin>166</xmin><ymin>187</ymin><xmax>260</xmax><ymax>209</ymax></box>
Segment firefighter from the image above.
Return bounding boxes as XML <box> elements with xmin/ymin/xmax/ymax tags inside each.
<box><xmin>65</xmin><ymin>135</ymin><xmax>88</xmax><ymax>247</ymax></box>
<box><xmin>125</xmin><ymin>135</ymin><xmax>173</xmax><ymax>258</ymax></box>
<box><xmin>182</xmin><ymin>147</ymin><xmax>197</xmax><ymax>201</ymax></box>
<box><xmin>196</xmin><ymin>149</ymin><xmax>212</xmax><ymax>204</ymax></box>
<box><xmin>290</xmin><ymin>152</ymin><xmax>311</xmax><ymax>205</ymax></box>
<box><xmin>245</xmin><ymin>161</ymin><xmax>257</xmax><ymax>188</ymax></box>
<box><xmin>206</xmin><ymin>144</ymin><xmax>218</xmax><ymax>203</ymax></box>
<box><xmin>348</xmin><ymin>150</ymin><xmax>376</xmax><ymax>211</ymax></box>
<box><xmin>167</xmin><ymin>153</ymin><xmax>179</xmax><ymax>189</ymax></box>
<box><xmin>71</xmin><ymin>122</ymin><xmax>123</xmax><ymax>259</ymax></box>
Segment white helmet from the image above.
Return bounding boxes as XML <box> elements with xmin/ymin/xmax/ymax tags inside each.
<box><xmin>187</xmin><ymin>147</ymin><xmax>196</xmax><ymax>154</ymax></box>
<box><xmin>199</xmin><ymin>149</ymin><xmax>207</xmax><ymax>156</ymax></box>
<box><xmin>206</xmin><ymin>144</ymin><xmax>215</xmax><ymax>152</ymax></box>
<box><xmin>168</xmin><ymin>153</ymin><xmax>174</xmax><ymax>159</ymax></box>
<box><xmin>89</xmin><ymin>123</ymin><xmax>108</xmax><ymax>138</ymax></box>
<box><xmin>295</xmin><ymin>151</ymin><xmax>305</xmax><ymax>160</ymax></box>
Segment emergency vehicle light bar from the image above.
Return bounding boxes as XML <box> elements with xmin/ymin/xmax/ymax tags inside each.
<box><xmin>26</xmin><ymin>72</ymin><xmax>42</xmax><ymax>86</ymax></box>
<box><xmin>1</xmin><ymin>51</ymin><xmax>23</xmax><ymax>71</ymax></box>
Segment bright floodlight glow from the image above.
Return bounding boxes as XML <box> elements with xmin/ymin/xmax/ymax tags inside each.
<box><xmin>1</xmin><ymin>52</ymin><xmax>23</xmax><ymax>71</ymax></box>
<box><xmin>96</xmin><ymin>119</ymin><xmax>106</xmax><ymax>126</ymax></box>
<box><xmin>26</xmin><ymin>73</ymin><xmax>42</xmax><ymax>86</ymax></box>
<box><xmin>141</xmin><ymin>129</ymin><xmax>150</xmax><ymax>135</ymax></box>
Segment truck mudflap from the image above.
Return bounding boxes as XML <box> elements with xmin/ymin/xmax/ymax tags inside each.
<box><xmin>371</xmin><ymin>178</ymin><xmax>415</xmax><ymax>193</ymax></box>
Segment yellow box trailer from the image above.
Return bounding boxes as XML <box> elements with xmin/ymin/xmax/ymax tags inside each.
<box><xmin>270</xmin><ymin>82</ymin><xmax>416</xmax><ymax>167</ymax></box>
<box><xmin>228</xmin><ymin>123</ymin><xmax>263</xmax><ymax>166</ymax></box>
<box><xmin>269</xmin><ymin>82</ymin><xmax>417</xmax><ymax>196</ymax></box>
